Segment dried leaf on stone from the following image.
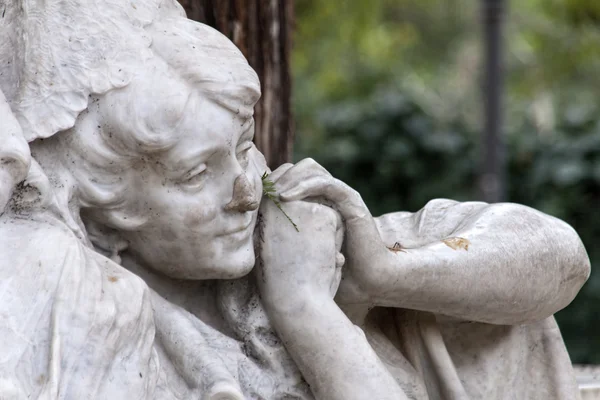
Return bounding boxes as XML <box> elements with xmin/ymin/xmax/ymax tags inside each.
<box><xmin>442</xmin><ymin>237</ymin><xmax>470</xmax><ymax>251</ymax></box>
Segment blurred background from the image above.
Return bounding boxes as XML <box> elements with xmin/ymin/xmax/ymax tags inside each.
<box><xmin>181</xmin><ymin>0</ymin><xmax>600</xmax><ymax>364</ymax></box>
<box><xmin>293</xmin><ymin>0</ymin><xmax>600</xmax><ymax>364</ymax></box>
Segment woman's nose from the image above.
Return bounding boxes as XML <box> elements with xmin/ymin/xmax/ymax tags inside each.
<box><xmin>224</xmin><ymin>173</ymin><xmax>259</xmax><ymax>212</ymax></box>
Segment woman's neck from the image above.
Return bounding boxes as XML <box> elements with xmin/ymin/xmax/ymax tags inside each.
<box><xmin>119</xmin><ymin>250</ymin><xmax>236</xmax><ymax>336</ymax></box>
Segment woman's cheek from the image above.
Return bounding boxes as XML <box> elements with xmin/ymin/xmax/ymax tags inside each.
<box><xmin>249</xmin><ymin>146</ymin><xmax>268</xmax><ymax>175</ymax></box>
<box><xmin>248</xmin><ymin>147</ymin><xmax>266</xmax><ymax>198</ymax></box>
<box><xmin>183</xmin><ymin>205</ymin><xmax>219</xmax><ymax>230</ymax></box>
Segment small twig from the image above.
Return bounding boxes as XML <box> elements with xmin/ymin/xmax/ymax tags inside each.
<box><xmin>261</xmin><ymin>172</ymin><xmax>299</xmax><ymax>232</ymax></box>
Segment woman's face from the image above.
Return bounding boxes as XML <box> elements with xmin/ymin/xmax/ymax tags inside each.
<box><xmin>107</xmin><ymin>85</ymin><xmax>266</xmax><ymax>280</ymax></box>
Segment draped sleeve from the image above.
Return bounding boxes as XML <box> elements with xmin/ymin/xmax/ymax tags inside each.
<box><xmin>0</xmin><ymin>212</ymin><xmax>159</xmax><ymax>399</ymax></box>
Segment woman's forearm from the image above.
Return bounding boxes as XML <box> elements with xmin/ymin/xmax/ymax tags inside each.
<box><xmin>359</xmin><ymin>204</ymin><xmax>590</xmax><ymax>324</ymax></box>
<box><xmin>264</xmin><ymin>290</ymin><xmax>408</xmax><ymax>400</ymax></box>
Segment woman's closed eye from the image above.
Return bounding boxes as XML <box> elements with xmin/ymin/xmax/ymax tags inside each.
<box><xmin>180</xmin><ymin>163</ymin><xmax>208</xmax><ymax>189</ymax></box>
<box><xmin>236</xmin><ymin>142</ymin><xmax>253</xmax><ymax>169</ymax></box>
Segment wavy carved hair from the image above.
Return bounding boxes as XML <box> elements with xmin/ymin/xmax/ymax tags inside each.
<box><xmin>32</xmin><ymin>18</ymin><xmax>260</xmax><ymax>229</ymax></box>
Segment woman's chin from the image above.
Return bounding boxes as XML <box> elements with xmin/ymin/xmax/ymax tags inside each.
<box><xmin>161</xmin><ymin>249</ymin><xmax>256</xmax><ymax>280</ymax></box>
<box><xmin>213</xmin><ymin>247</ymin><xmax>256</xmax><ymax>279</ymax></box>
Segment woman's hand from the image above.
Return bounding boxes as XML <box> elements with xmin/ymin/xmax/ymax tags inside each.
<box><xmin>254</xmin><ymin>178</ymin><xmax>409</xmax><ymax>400</ymax></box>
<box><xmin>269</xmin><ymin>159</ymin><xmax>368</xmax><ymax>223</ymax></box>
<box><xmin>256</xmin><ymin>197</ymin><xmax>345</xmax><ymax>311</ymax></box>
<box><xmin>268</xmin><ymin>159</ymin><xmax>394</xmax><ymax>305</ymax></box>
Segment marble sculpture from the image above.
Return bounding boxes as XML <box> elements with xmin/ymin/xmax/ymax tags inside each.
<box><xmin>0</xmin><ymin>0</ymin><xmax>592</xmax><ymax>399</ymax></box>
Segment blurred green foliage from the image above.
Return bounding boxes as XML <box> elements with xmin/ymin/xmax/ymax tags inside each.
<box><xmin>293</xmin><ymin>0</ymin><xmax>600</xmax><ymax>363</ymax></box>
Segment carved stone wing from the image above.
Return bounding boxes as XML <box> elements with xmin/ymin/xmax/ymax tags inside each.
<box><xmin>0</xmin><ymin>0</ymin><xmax>184</xmax><ymax>142</ymax></box>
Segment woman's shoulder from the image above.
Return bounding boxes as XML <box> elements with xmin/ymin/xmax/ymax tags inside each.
<box><xmin>0</xmin><ymin>212</ymin><xmax>159</xmax><ymax>398</ymax></box>
<box><xmin>0</xmin><ymin>211</ymin><xmax>149</xmax><ymax>293</ymax></box>
<box><xmin>0</xmin><ymin>212</ymin><xmax>84</xmax><ymax>261</ymax></box>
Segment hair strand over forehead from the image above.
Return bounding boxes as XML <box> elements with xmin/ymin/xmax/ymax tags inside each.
<box><xmin>149</xmin><ymin>18</ymin><xmax>261</xmax><ymax>119</ymax></box>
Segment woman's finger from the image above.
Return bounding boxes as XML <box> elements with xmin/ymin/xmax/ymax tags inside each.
<box><xmin>280</xmin><ymin>176</ymin><xmax>360</xmax><ymax>205</ymax></box>
<box><xmin>268</xmin><ymin>163</ymin><xmax>294</xmax><ymax>183</ymax></box>
<box><xmin>292</xmin><ymin>158</ymin><xmax>332</xmax><ymax>176</ymax></box>
<box><xmin>280</xmin><ymin>177</ymin><xmax>367</xmax><ymax>222</ymax></box>
<box><xmin>274</xmin><ymin>158</ymin><xmax>332</xmax><ymax>189</ymax></box>
<box><xmin>279</xmin><ymin>177</ymin><xmax>345</xmax><ymax>203</ymax></box>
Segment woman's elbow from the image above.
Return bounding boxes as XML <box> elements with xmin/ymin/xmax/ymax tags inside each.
<box><xmin>556</xmin><ymin>235</ymin><xmax>590</xmax><ymax>309</ymax></box>
<box><xmin>519</xmin><ymin>204</ymin><xmax>590</xmax><ymax>306</ymax></box>
<box><xmin>540</xmin><ymin>218</ymin><xmax>590</xmax><ymax>317</ymax></box>
<box><xmin>505</xmin><ymin>205</ymin><xmax>590</xmax><ymax>320</ymax></box>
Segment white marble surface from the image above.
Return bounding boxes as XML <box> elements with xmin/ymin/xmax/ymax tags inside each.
<box><xmin>0</xmin><ymin>0</ymin><xmax>592</xmax><ymax>399</ymax></box>
<box><xmin>575</xmin><ymin>366</ymin><xmax>600</xmax><ymax>400</ymax></box>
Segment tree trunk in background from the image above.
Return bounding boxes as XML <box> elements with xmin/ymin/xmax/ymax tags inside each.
<box><xmin>178</xmin><ymin>0</ymin><xmax>294</xmax><ymax>169</ymax></box>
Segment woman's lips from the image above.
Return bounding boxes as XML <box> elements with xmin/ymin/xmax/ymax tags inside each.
<box><xmin>218</xmin><ymin>215</ymin><xmax>255</xmax><ymax>237</ymax></box>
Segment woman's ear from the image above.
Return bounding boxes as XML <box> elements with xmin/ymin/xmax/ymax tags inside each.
<box><xmin>101</xmin><ymin>208</ymin><xmax>149</xmax><ymax>231</ymax></box>
<box><xmin>83</xmin><ymin>218</ymin><xmax>130</xmax><ymax>264</ymax></box>
<box><xmin>83</xmin><ymin>204</ymin><xmax>149</xmax><ymax>230</ymax></box>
